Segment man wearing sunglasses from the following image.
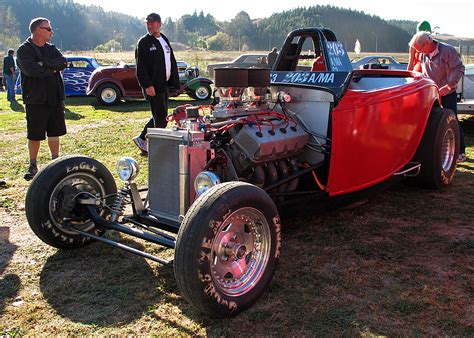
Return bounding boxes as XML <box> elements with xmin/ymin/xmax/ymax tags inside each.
<box><xmin>16</xmin><ymin>17</ymin><xmax>67</xmax><ymax>180</ymax></box>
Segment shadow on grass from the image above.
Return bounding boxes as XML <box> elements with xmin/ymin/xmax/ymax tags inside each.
<box><xmin>88</xmin><ymin>97</ymin><xmax>212</xmax><ymax>113</ymax></box>
<box><xmin>63</xmin><ymin>95</ymin><xmax>212</xmax><ymax>114</ymax></box>
<box><xmin>38</xmin><ymin>234</ymin><xmax>191</xmax><ymax>328</ymax></box>
<box><xmin>460</xmin><ymin>114</ymin><xmax>474</xmax><ymax>135</ymax></box>
<box><xmin>64</xmin><ymin>96</ymin><xmax>96</xmax><ymax>107</ymax></box>
<box><xmin>90</xmin><ymin>99</ymin><xmax>149</xmax><ymax>113</ymax></box>
<box><xmin>64</xmin><ymin>107</ymin><xmax>84</xmax><ymax>121</ymax></box>
<box><xmin>0</xmin><ymin>226</ymin><xmax>20</xmax><ymax>316</ymax></box>
<box><xmin>9</xmin><ymin>100</ymin><xmax>24</xmax><ymax>112</ymax></box>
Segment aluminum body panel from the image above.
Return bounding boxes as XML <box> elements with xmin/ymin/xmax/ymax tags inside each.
<box><xmin>147</xmin><ymin>128</ymin><xmax>209</xmax><ymax>223</ymax></box>
<box><xmin>271</xmin><ymin>85</ymin><xmax>333</xmax><ymax>164</ymax></box>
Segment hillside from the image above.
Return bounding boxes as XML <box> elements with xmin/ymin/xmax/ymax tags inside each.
<box><xmin>2</xmin><ymin>0</ymin><xmax>418</xmax><ymax>52</ymax></box>
<box><xmin>1</xmin><ymin>0</ymin><xmax>143</xmax><ymax>50</ymax></box>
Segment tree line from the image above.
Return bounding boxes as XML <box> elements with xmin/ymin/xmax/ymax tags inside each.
<box><xmin>2</xmin><ymin>0</ymin><xmax>417</xmax><ymax>53</ymax></box>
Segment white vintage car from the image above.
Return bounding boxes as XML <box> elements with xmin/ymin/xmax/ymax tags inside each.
<box><xmin>458</xmin><ymin>64</ymin><xmax>474</xmax><ymax>113</ymax></box>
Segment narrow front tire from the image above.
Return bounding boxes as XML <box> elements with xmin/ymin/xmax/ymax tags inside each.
<box><xmin>174</xmin><ymin>182</ymin><xmax>281</xmax><ymax>317</ymax></box>
<box><xmin>25</xmin><ymin>156</ymin><xmax>117</xmax><ymax>249</ymax></box>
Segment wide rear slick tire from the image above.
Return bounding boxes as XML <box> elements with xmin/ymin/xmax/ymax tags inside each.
<box><xmin>174</xmin><ymin>182</ymin><xmax>281</xmax><ymax>317</ymax></box>
<box><xmin>25</xmin><ymin>156</ymin><xmax>117</xmax><ymax>249</ymax></box>
<box><xmin>412</xmin><ymin>107</ymin><xmax>459</xmax><ymax>189</ymax></box>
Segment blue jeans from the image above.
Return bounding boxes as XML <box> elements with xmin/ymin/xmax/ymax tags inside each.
<box><xmin>442</xmin><ymin>91</ymin><xmax>465</xmax><ymax>154</ymax></box>
<box><xmin>4</xmin><ymin>74</ymin><xmax>15</xmax><ymax>101</ymax></box>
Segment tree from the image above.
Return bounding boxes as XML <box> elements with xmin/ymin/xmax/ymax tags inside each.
<box><xmin>225</xmin><ymin>11</ymin><xmax>256</xmax><ymax>50</ymax></box>
<box><xmin>0</xmin><ymin>3</ymin><xmax>21</xmax><ymax>50</ymax></box>
<box><xmin>94</xmin><ymin>39</ymin><xmax>121</xmax><ymax>52</ymax></box>
<box><xmin>206</xmin><ymin>32</ymin><xmax>232</xmax><ymax>51</ymax></box>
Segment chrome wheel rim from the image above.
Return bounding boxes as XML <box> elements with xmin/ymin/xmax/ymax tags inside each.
<box><xmin>210</xmin><ymin>207</ymin><xmax>271</xmax><ymax>296</ymax></box>
<box><xmin>49</xmin><ymin>173</ymin><xmax>106</xmax><ymax>235</ymax></box>
<box><xmin>195</xmin><ymin>86</ymin><xmax>209</xmax><ymax>100</ymax></box>
<box><xmin>441</xmin><ymin>128</ymin><xmax>455</xmax><ymax>171</ymax></box>
<box><xmin>101</xmin><ymin>87</ymin><xmax>117</xmax><ymax>103</ymax></box>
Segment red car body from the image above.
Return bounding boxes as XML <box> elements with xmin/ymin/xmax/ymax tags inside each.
<box><xmin>88</xmin><ymin>63</ymin><xmax>143</xmax><ymax>96</ymax></box>
<box><xmin>87</xmin><ymin>61</ymin><xmax>213</xmax><ymax>105</ymax></box>
<box><xmin>328</xmin><ymin>70</ymin><xmax>438</xmax><ymax>195</ymax></box>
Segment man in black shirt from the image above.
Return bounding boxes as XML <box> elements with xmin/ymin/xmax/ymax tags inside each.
<box><xmin>133</xmin><ymin>12</ymin><xmax>179</xmax><ymax>154</ymax></box>
<box><xmin>2</xmin><ymin>49</ymin><xmax>16</xmax><ymax>102</ymax></box>
<box><xmin>16</xmin><ymin>17</ymin><xmax>67</xmax><ymax>180</ymax></box>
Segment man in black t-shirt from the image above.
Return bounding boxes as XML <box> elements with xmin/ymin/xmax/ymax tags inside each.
<box><xmin>3</xmin><ymin>49</ymin><xmax>16</xmax><ymax>102</ymax></box>
<box><xmin>132</xmin><ymin>13</ymin><xmax>179</xmax><ymax>154</ymax></box>
<box><xmin>16</xmin><ymin>17</ymin><xmax>67</xmax><ymax>180</ymax></box>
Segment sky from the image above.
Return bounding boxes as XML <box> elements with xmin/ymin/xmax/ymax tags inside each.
<box><xmin>74</xmin><ymin>0</ymin><xmax>474</xmax><ymax>38</ymax></box>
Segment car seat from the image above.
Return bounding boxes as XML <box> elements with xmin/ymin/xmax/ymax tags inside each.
<box><xmin>311</xmin><ymin>55</ymin><xmax>326</xmax><ymax>72</ymax></box>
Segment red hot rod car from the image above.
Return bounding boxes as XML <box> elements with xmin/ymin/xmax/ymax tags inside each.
<box><xmin>25</xmin><ymin>28</ymin><xmax>459</xmax><ymax>317</ymax></box>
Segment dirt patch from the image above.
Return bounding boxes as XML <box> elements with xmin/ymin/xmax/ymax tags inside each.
<box><xmin>1</xmin><ymin>118</ymin><xmax>147</xmax><ymax>141</ymax></box>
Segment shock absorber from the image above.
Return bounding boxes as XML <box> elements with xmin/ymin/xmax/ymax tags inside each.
<box><xmin>110</xmin><ymin>184</ymin><xmax>130</xmax><ymax>221</ymax></box>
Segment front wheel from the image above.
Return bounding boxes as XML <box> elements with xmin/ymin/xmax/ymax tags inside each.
<box><xmin>411</xmin><ymin>107</ymin><xmax>460</xmax><ymax>189</ymax></box>
<box><xmin>25</xmin><ymin>156</ymin><xmax>117</xmax><ymax>249</ymax></box>
<box><xmin>96</xmin><ymin>83</ymin><xmax>121</xmax><ymax>105</ymax></box>
<box><xmin>174</xmin><ymin>182</ymin><xmax>281</xmax><ymax>317</ymax></box>
<box><xmin>190</xmin><ymin>83</ymin><xmax>212</xmax><ymax>100</ymax></box>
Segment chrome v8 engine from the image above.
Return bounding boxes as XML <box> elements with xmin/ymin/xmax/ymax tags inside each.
<box><xmin>150</xmin><ymin>67</ymin><xmax>310</xmax><ymax>220</ymax></box>
<box><xmin>212</xmin><ymin>68</ymin><xmax>308</xmax><ymax>166</ymax></box>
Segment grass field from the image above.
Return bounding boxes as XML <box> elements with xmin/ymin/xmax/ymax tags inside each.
<box><xmin>0</xmin><ymin>87</ymin><xmax>473</xmax><ymax>335</ymax></box>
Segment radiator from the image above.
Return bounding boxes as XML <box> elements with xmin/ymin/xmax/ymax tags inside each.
<box><xmin>147</xmin><ymin>128</ymin><xmax>210</xmax><ymax>225</ymax></box>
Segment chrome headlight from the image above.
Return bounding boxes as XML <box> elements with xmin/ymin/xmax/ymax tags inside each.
<box><xmin>116</xmin><ymin>157</ymin><xmax>139</xmax><ymax>182</ymax></box>
<box><xmin>194</xmin><ymin>171</ymin><xmax>220</xmax><ymax>196</ymax></box>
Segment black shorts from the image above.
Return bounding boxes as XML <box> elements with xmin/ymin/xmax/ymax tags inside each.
<box><xmin>26</xmin><ymin>102</ymin><xmax>67</xmax><ymax>141</ymax></box>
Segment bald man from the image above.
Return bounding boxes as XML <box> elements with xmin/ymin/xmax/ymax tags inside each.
<box><xmin>409</xmin><ymin>31</ymin><xmax>466</xmax><ymax>162</ymax></box>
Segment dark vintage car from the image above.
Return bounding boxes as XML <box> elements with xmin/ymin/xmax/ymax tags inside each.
<box><xmin>15</xmin><ymin>56</ymin><xmax>100</xmax><ymax>96</ymax></box>
<box><xmin>206</xmin><ymin>53</ymin><xmax>268</xmax><ymax>78</ymax></box>
<box><xmin>87</xmin><ymin>61</ymin><xmax>213</xmax><ymax>105</ymax></box>
<box><xmin>25</xmin><ymin>28</ymin><xmax>459</xmax><ymax>317</ymax></box>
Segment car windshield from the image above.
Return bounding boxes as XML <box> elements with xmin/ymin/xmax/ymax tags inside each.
<box><xmin>231</xmin><ymin>55</ymin><xmax>258</xmax><ymax>63</ymax></box>
<box><xmin>231</xmin><ymin>55</ymin><xmax>246</xmax><ymax>63</ymax></box>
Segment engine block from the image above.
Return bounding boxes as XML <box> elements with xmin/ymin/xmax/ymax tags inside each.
<box><xmin>230</xmin><ymin>123</ymin><xmax>308</xmax><ymax>163</ymax></box>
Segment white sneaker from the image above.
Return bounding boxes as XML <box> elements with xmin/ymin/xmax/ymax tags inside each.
<box><xmin>458</xmin><ymin>153</ymin><xmax>467</xmax><ymax>162</ymax></box>
<box><xmin>133</xmin><ymin>136</ymin><xmax>148</xmax><ymax>153</ymax></box>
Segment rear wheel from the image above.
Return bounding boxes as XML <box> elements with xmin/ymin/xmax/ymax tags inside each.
<box><xmin>25</xmin><ymin>156</ymin><xmax>117</xmax><ymax>249</ymax></box>
<box><xmin>96</xmin><ymin>83</ymin><xmax>121</xmax><ymax>105</ymax></box>
<box><xmin>411</xmin><ymin>107</ymin><xmax>459</xmax><ymax>189</ymax></box>
<box><xmin>174</xmin><ymin>182</ymin><xmax>281</xmax><ymax>317</ymax></box>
